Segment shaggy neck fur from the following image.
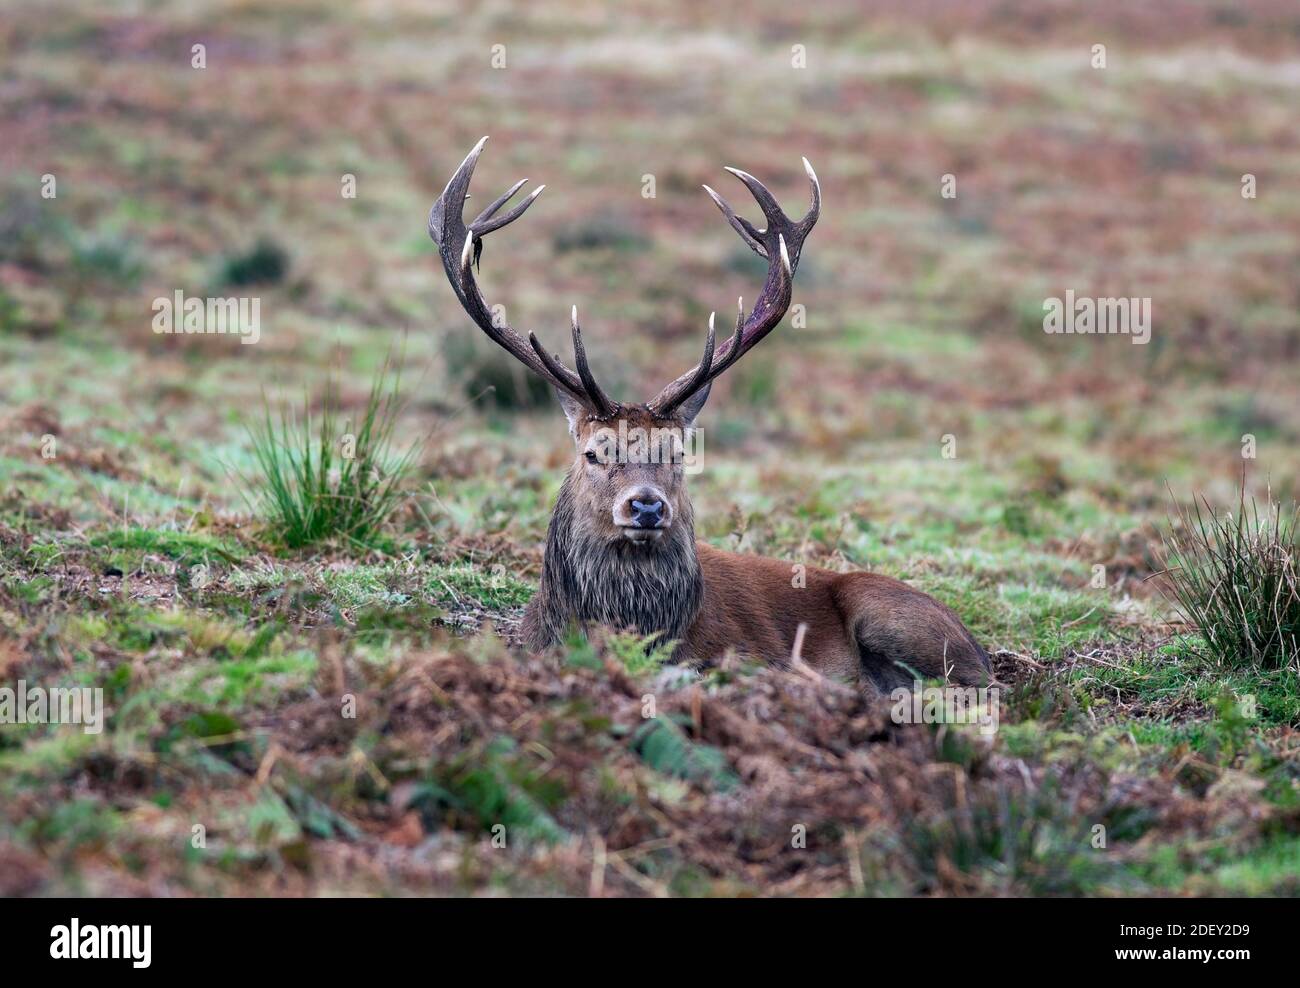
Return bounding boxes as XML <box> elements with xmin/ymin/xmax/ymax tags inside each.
<box><xmin>530</xmin><ymin>471</ymin><xmax>703</xmax><ymax>650</ymax></box>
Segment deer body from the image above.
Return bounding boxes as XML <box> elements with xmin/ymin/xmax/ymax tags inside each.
<box><xmin>525</xmin><ymin>534</ymin><xmax>991</xmax><ymax>689</ymax></box>
<box><xmin>519</xmin><ymin>408</ymin><xmax>990</xmax><ymax>690</ymax></box>
<box><xmin>430</xmin><ymin>138</ymin><xmax>991</xmax><ymax>691</ymax></box>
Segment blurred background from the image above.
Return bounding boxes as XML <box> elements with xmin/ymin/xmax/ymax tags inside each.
<box><xmin>2</xmin><ymin>0</ymin><xmax>1300</xmax><ymax>896</ymax></box>
<box><xmin>3</xmin><ymin>0</ymin><xmax>1297</xmax><ymax>521</ymax></box>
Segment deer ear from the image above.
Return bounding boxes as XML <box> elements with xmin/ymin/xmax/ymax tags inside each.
<box><xmin>677</xmin><ymin>382</ymin><xmax>711</xmax><ymax>429</ymax></box>
<box><xmin>555</xmin><ymin>387</ymin><xmax>587</xmax><ymax>439</ymax></box>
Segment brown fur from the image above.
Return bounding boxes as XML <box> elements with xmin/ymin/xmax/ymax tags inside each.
<box><xmin>521</xmin><ymin>404</ymin><xmax>991</xmax><ymax>691</ymax></box>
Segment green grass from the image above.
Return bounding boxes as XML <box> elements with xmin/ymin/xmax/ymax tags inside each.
<box><xmin>218</xmin><ymin>237</ymin><xmax>290</xmax><ymax>288</ymax></box>
<box><xmin>89</xmin><ymin>527</ymin><xmax>243</xmax><ymax>566</ymax></box>
<box><xmin>1159</xmin><ymin>485</ymin><xmax>1300</xmax><ymax>671</ymax></box>
<box><xmin>423</xmin><ymin>562</ymin><xmax>535</xmax><ymax>611</ymax></box>
<box><xmin>606</xmin><ymin>632</ymin><xmax>678</xmax><ymax>675</ymax></box>
<box><xmin>411</xmin><ymin>736</ymin><xmax>567</xmax><ymax>846</ymax></box>
<box><xmin>242</xmin><ymin>359</ymin><xmax>420</xmax><ymax>550</ymax></box>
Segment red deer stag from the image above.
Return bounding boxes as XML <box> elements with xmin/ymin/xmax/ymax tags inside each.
<box><xmin>428</xmin><ymin>138</ymin><xmax>990</xmax><ymax>691</ymax></box>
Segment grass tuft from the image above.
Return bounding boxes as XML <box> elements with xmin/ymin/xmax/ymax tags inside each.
<box><xmin>219</xmin><ymin>237</ymin><xmax>289</xmax><ymax>287</ymax></box>
<box><xmin>1158</xmin><ymin>483</ymin><xmax>1300</xmax><ymax>672</ymax></box>
<box><xmin>242</xmin><ymin>359</ymin><xmax>420</xmax><ymax>550</ymax></box>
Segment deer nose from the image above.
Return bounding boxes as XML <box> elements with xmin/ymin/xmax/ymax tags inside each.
<box><xmin>629</xmin><ymin>497</ymin><xmax>665</xmax><ymax>528</ymax></box>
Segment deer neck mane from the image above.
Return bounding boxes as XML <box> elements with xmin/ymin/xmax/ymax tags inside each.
<box><xmin>538</xmin><ymin>472</ymin><xmax>703</xmax><ymax>646</ymax></box>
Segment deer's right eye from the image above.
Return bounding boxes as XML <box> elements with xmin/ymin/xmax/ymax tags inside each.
<box><xmin>585</xmin><ymin>450</ymin><xmax>600</xmax><ymax>464</ymax></box>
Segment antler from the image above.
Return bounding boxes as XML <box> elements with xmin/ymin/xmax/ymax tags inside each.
<box><xmin>648</xmin><ymin>157</ymin><xmax>821</xmax><ymax>417</ymax></box>
<box><xmin>428</xmin><ymin>137</ymin><xmax>618</xmax><ymax>418</ymax></box>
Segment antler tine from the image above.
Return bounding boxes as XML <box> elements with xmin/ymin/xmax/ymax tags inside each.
<box><xmin>674</xmin><ymin>311</ymin><xmax>718</xmax><ymax>406</ymax></box>
<box><xmin>429</xmin><ymin>137</ymin><xmax>615</xmax><ymax>412</ymax></box>
<box><xmin>471</xmin><ymin>177</ymin><xmax>529</xmax><ymax>228</ymax></box>
<box><xmin>570</xmin><ymin>306</ymin><xmax>617</xmax><ymax>418</ymax></box>
<box><xmin>702</xmin><ymin>183</ymin><xmax>765</xmax><ymax>257</ymax></box>
<box><xmin>528</xmin><ymin>332</ymin><xmax>579</xmax><ymax>391</ymax></box>
<box><xmin>801</xmin><ymin>156</ymin><xmax>822</xmax><ymax>234</ymax></box>
<box><xmin>711</xmin><ymin>297</ymin><xmax>745</xmax><ymax>377</ymax></box>
<box><xmin>475</xmin><ymin>183</ymin><xmax>546</xmax><ymax>237</ymax></box>
<box><xmin>648</xmin><ymin>158</ymin><xmax>820</xmax><ymax>416</ymax></box>
<box><xmin>723</xmin><ymin>167</ymin><xmax>784</xmax><ymax>231</ymax></box>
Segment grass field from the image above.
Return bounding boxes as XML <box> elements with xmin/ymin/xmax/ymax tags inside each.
<box><xmin>2</xmin><ymin>0</ymin><xmax>1299</xmax><ymax>896</ymax></box>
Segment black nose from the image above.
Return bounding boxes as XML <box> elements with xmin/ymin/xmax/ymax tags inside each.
<box><xmin>629</xmin><ymin>497</ymin><xmax>665</xmax><ymax>528</ymax></box>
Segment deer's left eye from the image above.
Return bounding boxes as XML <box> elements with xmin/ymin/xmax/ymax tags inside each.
<box><xmin>585</xmin><ymin>450</ymin><xmax>600</xmax><ymax>464</ymax></box>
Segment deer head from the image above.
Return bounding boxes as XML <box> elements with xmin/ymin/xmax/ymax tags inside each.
<box><xmin>428</xmin><ymin>137</ymin><xmax>820</xmax><ymax>551</ymax></box>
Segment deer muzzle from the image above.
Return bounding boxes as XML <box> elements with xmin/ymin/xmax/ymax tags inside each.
<box><xmin>614</xmin><ymin>487</ymin><xmax>672</xmax><ymax>542</ymax></box>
